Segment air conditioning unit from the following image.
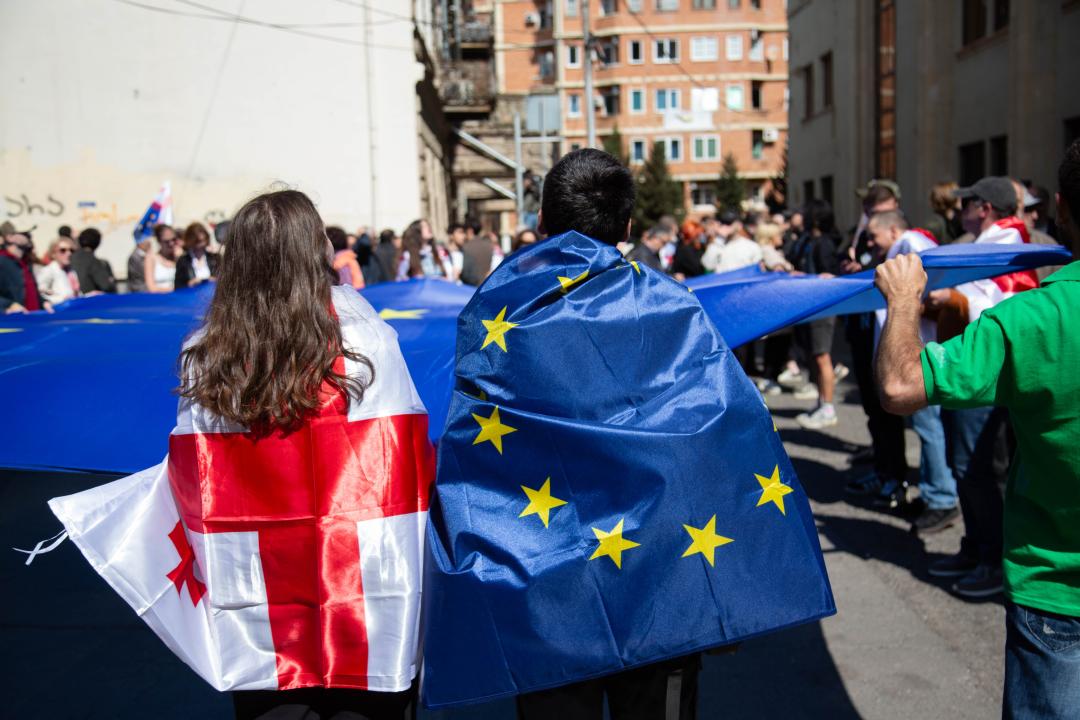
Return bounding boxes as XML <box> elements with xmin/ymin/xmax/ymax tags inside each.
<box><xmin>762</xmin><ymin>128</ymin><xmax>780</xmax><ymax>143</ymax></box>
<box><xmin>524</xmin><ymin>12</ymin><xmax>540</xmax><ymax>26</ymax></box>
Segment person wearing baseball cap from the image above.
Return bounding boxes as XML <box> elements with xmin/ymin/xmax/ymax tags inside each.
<box><xmin>954</xmin><ymin>176</ymin><xmax>1018</xmax><ymax>217</ymax></box>
<box><xmin>0</xmin><ymin>224</ymin><xmax>48</xmax><ymax>313</ymax></box>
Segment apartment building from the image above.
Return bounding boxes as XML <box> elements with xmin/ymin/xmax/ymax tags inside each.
<box><xmin>491</xmin><ymin>0</ymin><xmax>790</xmax><ymax>215</ymax></box>
<box><xmin>788</xmin><ymin>0</ymin><xmax>1080</xmax><ymax>230</ymax></box>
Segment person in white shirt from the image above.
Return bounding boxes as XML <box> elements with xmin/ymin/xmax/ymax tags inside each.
<box><xmin>36</xmin><ymin>237</ymin><xmax>81</xmax><ymax>304</ymax></box>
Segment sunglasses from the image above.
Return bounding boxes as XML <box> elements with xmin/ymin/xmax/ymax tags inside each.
<box><xmin>56</xmin><ymin>247</ymin><xmax>74</xmax><ymax>254</ymax></box>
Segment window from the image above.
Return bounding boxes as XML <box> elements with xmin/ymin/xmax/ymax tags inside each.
<box><xmin>691</xmin><ymin>87</ymin><xmax>719</xmax><ymax>111</ymax></box>
<box><xmin>803</xmin><ymin>179</ymin><xmax>815</xmax><ymax>202</ymax></box>
<box><xmin>962</xmin><ymin>0</ymin><xmax>987</xmax><ymax>46</ymax></box>
<box><xmin>570</xmin><ymin>142</ymin><xmax>582</xmax><ymax>151</ymax></box>
<box><xmin>782</xmin><ymin>37</ymin><xmax>789</xmax><ymax>60</ymax></box>
<box><xmin>631</xmin><ymin>139</ymin><xmax>646</xmax><ymax>164</ymax></box>
<box><xmin>566</xmin><ymin>0</ymin><xmax>579</xmax><ymax>16</ymax></box>
<box><xmin>601</xmin><ymin>87</ymin><xmax>620</xmax><ymax>116</ymax></box>
<box><xmin>820</xmin><ymin>176</ymin><xmax>834</xmax><ymax>207</ymax></box>
<box><xmin>752</xmin><ymin>130</ymin><xmax>764</xmax><ymax>159</ymax></box>
<box><xmin>801</xmin><ymin>63</ymin><xmax>814</xmax><ymax>119</ymax></box>
<box><xmin>629</xmin><ymin>89</ymin><xmax>645</xmax><ymax>113</ymax></box>
<box><xmin>653</xmin><ymin>39</ymin><xmax>679</xmax><ymax>63</ymax></box>
<box><xmin>539</xmin><ymin>51</ymin><xmax>554</xmax><ymax>78</ymax></box>
<box><xmin>628</xmin><ymin>39</ymin><xmax>643</xmax><ymax>64</ymax></box>
<box><xmin>989</xmin><ymin>134</ymin><xmax>1008</xmax><ymax>175</ymax></box>
<box><xmin>725</xmin><ymin>83</ymin><xmax>744</xmax><ymax>110</ymax></box>
<box><xmin>627</xmin><ymin>0</ymin><xmax>642</xmax><ymax>11</ymax></box>
<box><xmin>749</xmin><ymin>34</ymin><xmax>764</xmax><ymax>61</ymax></box>
<box><xmin>993</xmin><ymin>0</ymin><xmax>1009</xmax><ymax>32</ymax></box>
<box><xmin>568</xmin><ymin>93</ymin><xmax>582</xmax><ymax>117</ymax></box>
<box><xmin>692</xmin><ymin>135</ymin><xmax>719</xmax><ymax>161</ymax></box>
<box><xmin>690</xmin><ymin>36</ymin><xmax>719</xmax><ymax>61</ymax></box>
<box><xmin>600</xmin><ymin>0</ymin><xmax>618</xmax><ymax>14</ymax></box>
<box><xmin>692</xmin><ymin>0</ymin><xmax>715</xmax><ymax>7</ymax></box>
<box><xmin>750</xmin><ymin>81</ymin><xmax>763</xmax><ymax>110</ymax></box>
<box><xmin>728</xmin><ymin>0</ymin><xmax>740</xmax><ymax>7</ymax></box>
<box><xmin>750</xmin><ymin>0</ymin><xmax>761</xmax><ymax>7</ymax></box>
<box><xmin>599</xmin><ymin>38</ymin><xmax>619</xmax><ymax>65</ymax></box>
<box><xmin>655</xmin><ymin>88</ymin><xmax>680</xmax><ymax>111</ymax></box>
<box><xmin>958</xmin><ymin>141</ymin><xmax>985</xmax><ymax>187</ymax></box>
<box><xmin>726</xmin><ymin>34</ymin><xmax>743</xmax><ymax>60</ymax></box>
<box><xmin>657</xmin><ymin>0</ymin><xmax>679</xmax><ymax>10</ymax></box>
<box><xmin>821</xmin><ymin>52</ymin><xmax>833</xmax><ymax>110</ymax></box>
<box><xmin>691</xmin><ymin>183</ymin><xmax>716</xmax><ymax>206</ymax></box>
<box><xmin>567</xmin><ymin>45</ymin><xmax>580</xmax><ymax>68</ymax></box>
<box><xmin>662</xmin><ymin>137</ymin><xmax>682</xmax><ymax>161</ymax></box>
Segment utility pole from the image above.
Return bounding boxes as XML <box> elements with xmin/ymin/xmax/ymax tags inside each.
<box><xmin>363</xmin><ymin>1</ymin><xmax>378</xmax><ymax>229</ymax></box>
<box><xmin>582</xmin><ymin>0</ymin><xmax>596</xmax><ymax>148</ymax></box>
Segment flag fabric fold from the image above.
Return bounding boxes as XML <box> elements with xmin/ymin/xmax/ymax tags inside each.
<box><xmin>47</xmin><ymin>287</ymin><xmax>435</xmax><ymax>692</ymax></box>
<box><xmin>421</xmin><ymin>231</ymin><xmax>836</xmax><ymax>708</ymax></box>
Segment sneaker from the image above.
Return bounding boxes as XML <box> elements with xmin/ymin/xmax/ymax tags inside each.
<box><xmin>777</xmin><ymin>367</ymin><xmax>803</xmax><ymax>389</ymax></box>
<box><xmin>796</xmin><ymin>404</ymin><xmax>837</xmax><ymax>430</ymax></box>
<box><xmin>758</xmin><ymin>380</ymin><xmax>782</xmax><ymax>397</ymax></box>
<box><xmin>911</xmin><ymin>506</ymin><xmax>960</xmax><ymax>535</ymax></box>
<box><xmin>792</xmin><ymin>383</ymin><xmax>820</xmax><ymax>401</ymax></box>
<box><xmin>952</xmin><ymin>564</ymin><xmax>1004</xmax><ymax>598</ymax></box>
<box><xmin>928</xmin><ymin>551</ymin><xmax>979</xmax><ymax>578</ymax></box>
<box><xmin>845</xmin><ymin>473</ymin><xmax>884</xmax><ymax>496</ymax></box>
<box><xmin>833</xmin><ymin>363</ymin><xmax>850</xmax><ymax>383</ymax></box>
<box><xmin>872</xmin><ymin>478</ymin><xmax>909</xmax><ymax>509</ymax></box>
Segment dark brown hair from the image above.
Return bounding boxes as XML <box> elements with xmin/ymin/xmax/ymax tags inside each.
<box><xmin>179</xmin><ymin>190</ymin><xmax>372</xmax><ymax>436</ymax></box>
<box><xmin>182</xmin><ymin>222</ymin><xmax>211</xmax><ymax>250</ymax></box>
<box><xmin>401</xmin><ymin>220</ymin><xmax>426</xmax><ymax>278</ymax></box>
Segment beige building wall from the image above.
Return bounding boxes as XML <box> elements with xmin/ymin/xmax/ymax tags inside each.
<box><xmin>789</xmin><ymin>0</ymin><xmax>1080</xmax><ymax>233</ymax></box>
<box><xmin>0</xmin><ymin>0</ymin><xmax>449</xmax><ymax>279</ymax></box>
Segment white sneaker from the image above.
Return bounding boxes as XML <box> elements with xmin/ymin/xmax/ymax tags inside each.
<box><xmin>833</xmin><ymin>363</ymin><xmax>850</xmax><ymax>383</ymax></box>
<box><xmin>796</xmin><ymin>404</ymin><xmax>838</xmax><ymax>429</ymax></box>
<box><xmin>759</xmin><ymin>380</ymin><xmax>782</xmax><ymax>397</ymax></box>
<box><xmin>777</xmin><ymin>368</ymin><xmax>803</xmax><ymax>389</ymax></box>
<box><xmin>792</xmin><ymin>383</ymin><xmax>819</xmax><ymax>401</ymax></box>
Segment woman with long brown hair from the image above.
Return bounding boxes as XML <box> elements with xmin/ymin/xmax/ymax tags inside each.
<box><xmin>176</xmin><ymin>190</ymin><xmax>433</xmax><ymax>720</ymax></box>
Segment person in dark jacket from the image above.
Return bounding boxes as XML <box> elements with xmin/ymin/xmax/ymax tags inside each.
<box><xmin>670</xmin><ymin>219</ymin><xmax>706</xmax><ymax>279</ymax></box>
<box><xmin>173</xmin><ymin>223</ymin><xmax>220</xmax><ymax>289</ymax></box>
<box><xmin>626</xmin><ymin>226</ymin><xmax>666</xmax><ymax>272</ymax></box>
<box><xmin>374</xmin><ymin>229</ymin><xmax>400</xmax><ymax>282</ymax></box>
<box><xmin>70</xmin><ymin>228</ymin><xmax>117</xmax><ymax>294</ymax></box>
<box><xmin>0</xmin><ymin>225</ymin><xmax>49</xmax><ymax>312</ymax></box>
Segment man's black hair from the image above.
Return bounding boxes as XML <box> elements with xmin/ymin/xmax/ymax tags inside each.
<box><xmin>326</xmin><ymin>225</ymin><xmax>349</xmax><ymax>252</ymax></box>
<box><xmin>540</xmin><ymin>148</ymin><xmax>635</xmax><ymax>246</ymax></box>
<box><xmin>1059</xmin><ymin>139</ymin><xmax>1080</xmax><ymax>233</ymax></box>
<box><xmin>447</xmin><ymin>222</ymin><xmax>466</xmax><ymax>234</ymax></box>
<box><xmin>804</xmin><ymin>199</ymin><xmax>836</xmax><ymax>235</ymax></box>
<box><xmin>379</xmin><ymin>229</ymin><xmax>396</xmax><ymax>245</ymax></box>
<box><xmin>78</xmin><ymin>227</ymin><xmax>102</xmax><ymax>250</ymax></box>
<box><xmin>58</xmin><ymin>225</ymin><xmax>73</xmax><ymax>238</ymax></box>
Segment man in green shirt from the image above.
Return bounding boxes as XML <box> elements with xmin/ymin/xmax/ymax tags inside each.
<box><xmin>874</xmin><ymin>139</ymin><xmax>1080</xmax><ymax>719</ymax></box>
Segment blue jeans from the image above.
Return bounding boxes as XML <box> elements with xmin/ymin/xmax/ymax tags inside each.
<box><xmin>1004</xmin><ymin>602</ymin><xmax>1080</xmax><ymax>719</ymax></box>
<box><xmin>941</xmin><ymin>406</ymin><xmax>1009</xmax><ymax>564</ymax></box>
<box><xmin>910</xmin><ymin>405</ymin><xmax>956</xmax><ymax>510</ymax></box>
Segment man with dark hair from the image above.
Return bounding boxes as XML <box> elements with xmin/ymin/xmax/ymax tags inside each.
<box><xmin>875</xmin><ymin>140</ymin><xmax>1080</xmax><ymax>719</ymax></box>
<box><xmin>0</xmin><ymin>225</ymin><xmax>47</xmax><ymax>313</ymax></box>
<box><xmin>538</xmin><ymin>148</ymin><xmax>635</xmax><ymax>246</ymax></box>
<box><xmin>626</xmin><ymin>226</ymin><xmax>666</xmax><ymax>272</ymax></box>
<box><xmin>71</xmin><ymin>227</ymin><xmax>117</xmax><ymax>294</ymax></box>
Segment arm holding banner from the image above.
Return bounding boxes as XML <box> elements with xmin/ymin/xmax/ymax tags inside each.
<box><xmin>875</xmin><ymin>253</ymin><xmax>929</xmax><ymax>415</ymax></box>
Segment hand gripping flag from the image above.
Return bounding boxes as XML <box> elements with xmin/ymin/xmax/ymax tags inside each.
<box><xmin>48</xmin><ymin>286</ymin><xmax>435</xmax><ymax>691</ymax></box>
<box><xmin>133</xmin><ymin>182</ymin><xmax>173</xmax><ymax>242</ymax></box>
<box><xmin>421</xmin><ymin>232</ymin><xmax>836</xmax><ymax>708</ymax></box>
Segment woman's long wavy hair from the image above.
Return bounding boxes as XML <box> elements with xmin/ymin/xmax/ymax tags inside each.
<box><xmin>179</xmin><ymin>190</ymin><xmax>373</xmax><ymax>437</ymax></box>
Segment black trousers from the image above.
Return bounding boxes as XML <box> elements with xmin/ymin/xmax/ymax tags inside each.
<box><xmin>516</xmin><ymin>654</ymin><xmax>700</xmax><ymax>720</ymax></box>
<box><xmin>846</xmin><ymin>314</ymin><xmax>907</xmax><ymax>481</ymax></box>
<box><xmin>233</xmin><ymin>684</ymin><xmax>417</xmax><ymax>720</ymax></box>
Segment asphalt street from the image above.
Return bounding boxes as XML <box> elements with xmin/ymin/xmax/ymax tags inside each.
<box><xmin>1</xmin><ymin>372</ymin><xmax>1004</xmax><ymax>719</ymax></box>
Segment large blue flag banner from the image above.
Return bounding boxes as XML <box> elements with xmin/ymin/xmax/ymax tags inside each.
<box><xmin>0</xmin><ymin>241</ymin><xmax>1068</xmax><ymax>473</ymax></box>
<box><xmin>421</xmin><ymin>231</ymin><xmax>835</xmax><ymax>707</ymax></box>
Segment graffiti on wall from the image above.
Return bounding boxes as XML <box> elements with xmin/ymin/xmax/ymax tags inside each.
<box><xmin>4</xmin><ymin>193</ymin><xmax>65</xmax><ymax>218</ymax></box>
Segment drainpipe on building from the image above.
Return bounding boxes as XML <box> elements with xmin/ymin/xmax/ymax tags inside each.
<box><xmin>583</xmin><ymin>0</ymin><xmax>596</xmax><ymax>149</ymax></box>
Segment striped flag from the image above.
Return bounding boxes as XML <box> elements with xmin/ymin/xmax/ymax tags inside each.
<box><xmin>48</xmin><ymin>287</ymin><xmax>434</xmax><ymax>691</ymax></box>
<box><xmin>132</xmin><ymin>182</ymin><xmax>173</xmax><ymax>242</ymax></box>
<box><xmin>960</xmin><ymin>216</ymin><xmax>1041</xmax><ymax>319</ymax></box>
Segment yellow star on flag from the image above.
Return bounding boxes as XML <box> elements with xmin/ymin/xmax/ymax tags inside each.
<box><xmin>681</xmin><ymin>515</ymin><xmax>733</xmax><ymax>566</ymax></box>
<box><xmin>557</xmin><ymin>270</ymin><xmax>589</xmax><ymax>292</ymax></box>
<box><xmin>519</xmin><ymin>477</ymin><xmax>568</xmax><ymax>528</ymax></box>
<box><xmin>755</xmin><ymin>464</ymin><xmax>794</xmax><ymax>515</ymax></box>
<box><xmin>471</xmin><ymin>406</ymin><xmax>517</xmax><ymax>454</ymax></box>
<box><xmin>481</xmin><ymin>306</ymin><xmax>518</xmax><ymax>352</ymax></box>
<box><xmin>589</xmin><ymin>518</ymin><xmax>640</xmax><ymax>569</ymax></box>
<box><xmin>379</xmin><ymin>308</ymin><xmax>429</xmax><ymax>320</ymax></box>
<box><xmin>70</xmin><ymin>318</ymin><xmax>139</xmax><ymax>325</ymax></box>
<box><xmin>629</xmin><ymin>260</ymin><xmax>641</xmax><ymax>274</ymax></box>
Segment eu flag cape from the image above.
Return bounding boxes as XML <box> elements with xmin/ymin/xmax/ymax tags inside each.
<box><xmin>421</xmin><ymin>232</ymin><xmax>835</xmax><ymax>708</ymax></box>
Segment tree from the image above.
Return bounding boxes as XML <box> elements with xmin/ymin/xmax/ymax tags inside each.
<box><xmin>633</xmin><ymin>141</ymin><xmax>684</xmax><ymax>231</ymax></box>
<box><xmin>602</xmin><ymin>125</ymin><xmax>629</xmax><ymax>166</ymax></box>
<box><xmin>714</xmin><ymin>152</ymin><xmax>745</xmax><ymax>214</ymax></box>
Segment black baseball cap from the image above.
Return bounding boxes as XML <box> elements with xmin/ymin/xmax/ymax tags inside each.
<box><xmin>954</xmin><ymin>177</ymin><xmax>1017</xmax><ymax>215</ymax></box>
<box><xmin>718</xmin><ymin>210</ymin><xmax>740</xmax><ymax>225</ymax></box>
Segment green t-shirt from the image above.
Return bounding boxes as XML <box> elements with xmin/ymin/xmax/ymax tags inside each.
<box><xmin>921</xmin><ymin>261</ymin><xmax>1080</xmax><ymax>616</ymax></box>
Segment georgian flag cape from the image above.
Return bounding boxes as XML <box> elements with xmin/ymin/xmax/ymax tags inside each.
<box><xmin>874</xmin><ymin>228</ymin><xmax>940</xmax><ymax>346</ymax></box>
<box><xmin>959</xmin><ymin>217</ymin><xmax>1040</xmax><ymax>320</ymax></box>
<box><xmin>48</xmin><ymin>286</ymin><xmax>435</xmax><ymax>691</ymax></box>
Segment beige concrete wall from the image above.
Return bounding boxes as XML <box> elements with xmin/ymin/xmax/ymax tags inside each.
<box><xmin>0</xmin><ymin>0</ymin><xmax>429</xmax><ymax>279</ymax></box>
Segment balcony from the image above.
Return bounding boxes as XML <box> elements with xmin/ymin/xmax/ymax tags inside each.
<box><xmin>440</xmin><ymin>60</ymin><xmax>494</xmax><ymax>118</ymax></box>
